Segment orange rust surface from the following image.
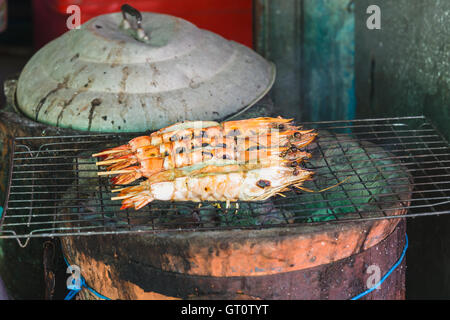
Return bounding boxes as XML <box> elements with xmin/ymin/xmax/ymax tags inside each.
<box><xmin>64</xmin><ymin>248</ymin><xmax>180</xmax><ymax>300</ymax></box>
<box><xmin>62</xmin><ymin>215</ymin><xmax>404</xmax><ymax>281</ymax></box>
<box><xmin>167</xmin><ymin>218</ymin><xmax>403</xmax><ymax>277</ymax></box>
<box><xmin>60</xmin><ymin>197</ymin><xmax>409</xmax><ymax>300</ymax></box>
<box><xmin>363</xmin><ymin>217</ymin><xmax>403</xmax><ymax>250</ymax></box>
<box><xmin>62</xmin><ymin>219</ymin><xmax>407</xmax><ymax>300</ymax></box>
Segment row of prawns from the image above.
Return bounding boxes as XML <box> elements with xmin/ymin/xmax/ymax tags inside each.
<box><xmin>93</xmin><ymin>117</ymin><xmax>318</xmax><ymax>210</ymax></box>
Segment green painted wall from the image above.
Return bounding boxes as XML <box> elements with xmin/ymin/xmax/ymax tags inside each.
<box><xmin>254</xmin><ymin>0</ymin><xmax>355</xmax><ymax>122</ymax></box>
<box><xmin>355</xmin><ymin>0</ymin><xmax>450</xmax><ymax>299</ymax></box>
<box><xmin>355</xmin><ymin>0</ymin><xmax>450</xmax><ymax>141</ymax></box>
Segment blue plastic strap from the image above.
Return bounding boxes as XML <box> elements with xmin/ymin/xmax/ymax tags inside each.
<box><xmin>351</xmin><ymin>233</ymin><xmax>409</xmax><ymax>300</ymax></box>
<box><xmin>64</xmin><ymin>276</ymin><xmax>111</xmax><ymax>300</ymax></box>
<box><xmin>0</xmin><ymin>206</ymin><xmax>3</xmax><ymax>220</ymax></box>
<box><xmin>85</xmin><ymin>285</ymin><xmax>112</xmax><ymax>300</ymax></box>
<box><xmin>63</xmin><ymin>255</ymin><xmax>111</xmax><ymax>300</ymax></box>
<box><xmin>64</xmin><ymin>278</ymin><xmax>85</xmax><ymax>301</ymax></box>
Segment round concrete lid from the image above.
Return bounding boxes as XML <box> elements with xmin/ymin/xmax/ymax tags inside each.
<box><xmin>16</xmin><ymin>12</ymin><xmax>275</xmax><ymax>132</ymax></box>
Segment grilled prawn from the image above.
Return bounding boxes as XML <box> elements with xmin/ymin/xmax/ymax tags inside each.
<box><xmin>98</xmin><ymin>131</ymin><xmax>316</xmax><ymax>185</ymax></box>
<box><xmin>95</xmin><ymin>131</ymin><xmax>317</xmax><ymax>185</ymax></box>
<box><xmin>93</xmin><ymin>117</ymin><xmax>304</xmax><ymax>160</ymax></box>
<box><xmin>97</xmin><ymin>130</ymin><xmax>305</xmax><ymax>169</ymax></box>
<box><xmin>114</xmin><ymin>165</ymin><xmax>313</xmax><ymax>210</ymax></box>
<box><xmin>107</xmin><ymin>148</ymin><xmax>312</xmax><ymax>185</ymax></box>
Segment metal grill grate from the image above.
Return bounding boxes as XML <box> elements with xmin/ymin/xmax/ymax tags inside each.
<box><xmin>2</xmin><ymin>116</ymin><xmax>450</xmax><ymax>247</ymax></box>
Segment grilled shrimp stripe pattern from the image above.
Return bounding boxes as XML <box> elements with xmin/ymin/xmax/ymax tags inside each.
<box><xmin>96</xmin><ymin>130</ymin><xmax>317</xmax><ymax>185</ymax></box>
<box><xmin>98</xmin><ymin>130</ymin><xmax>313</xmax><ymax>165</ymax></box>
<box><xmin>109</xmin><ymin>148</ymin><xmax>312</xmax><ymax>185</ymax></box>
<box><xmin>116</xmin><ymin>166</ymin><xmax>313</xmax><ymax>210</ymax></box>
<box><xmin>98</xmin><ymin>131</ymin><xmax>316</xmax><ymax>181</ymax></box>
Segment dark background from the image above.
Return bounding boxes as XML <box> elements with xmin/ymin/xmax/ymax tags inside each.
<box><xmin>0</xmin><ymin>0</ymin><xmax>33</xmax><ymax>107</ymax></box>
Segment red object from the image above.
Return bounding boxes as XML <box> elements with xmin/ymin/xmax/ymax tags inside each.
<box><xmin>32</xmin><ymin>0</ymin><xmax>253</xmax><ymax>50</ymax></box>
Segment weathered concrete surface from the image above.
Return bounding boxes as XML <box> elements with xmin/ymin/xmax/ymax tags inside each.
<box><xmin>355</xmin><ymin>0</ymin><xmax>450</xmax><ymax>140</ymax></box>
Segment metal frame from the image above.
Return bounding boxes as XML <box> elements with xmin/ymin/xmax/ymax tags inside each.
<box><xmin>2</xmin><ymin>116</ymin><xmax>450</xmax><ymax>247</ymax></box>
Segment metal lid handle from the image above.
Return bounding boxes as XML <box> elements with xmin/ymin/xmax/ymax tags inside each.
<box><xmin>120</xmin><ymin>4</ymin><xmax>150</xmax><ymax>42</ymax></box>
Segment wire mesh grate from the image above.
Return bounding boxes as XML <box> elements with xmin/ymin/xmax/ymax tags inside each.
<box><xmin>2</xmin><ymin>116</ymin><xmax>450</xmax><ymax>247</ymax></box>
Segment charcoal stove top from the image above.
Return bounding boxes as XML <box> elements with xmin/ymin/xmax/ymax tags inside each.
<box><xmin>2</xmin><ymin>116</ymin><xmax>450</xmax><ymax>247</ymax></box>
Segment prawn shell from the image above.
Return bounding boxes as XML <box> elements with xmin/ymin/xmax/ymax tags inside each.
<box><xmin>116</xmin><ymin>166</ymin><xmax>312</xmax><ymax>209</ymax></box>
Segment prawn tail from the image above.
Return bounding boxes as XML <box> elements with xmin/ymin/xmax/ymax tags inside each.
<box><xmin>113</xmin><ymin>185</ymin><xmax>154</xmax><ymax>210</ymax></box>
<box><xmin>92</xmin><ymin>144</ymin><xmax>131</xmax><ymax>159</ymax></box>
<box><xmin>110</xmin><ymin>166</ymin><xmax>142</xmax><ymax>185</ymax></box>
